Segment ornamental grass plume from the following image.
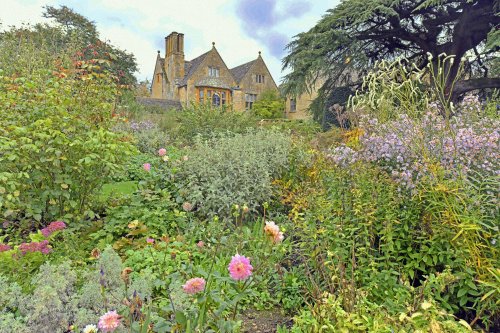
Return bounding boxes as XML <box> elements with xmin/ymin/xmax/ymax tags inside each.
<box><xmin>228</xmin><ymin>254</ymin><xmax>253</xmax><ymax>280</ymax></box>
<box><xmin>98</xmin><ymin>310</ymin><xmax>122</xmax><ymax>333</ymax></box>
<box><xmin>182</xmin><ymin>277</ymin><xmax>206</xmax><ymax>294</ymax></box>
<box><xmin>264</xmin><ymin>221</ymin><xmax>284</xmax><ymax>243</ymax></box>
<box><xmin>158</xmin><ymin>148</ymin><xmax>167</xmax><ymax>156</ymax></box>
<box><xmin>40</xmin><ymin>220</ymin><xmax>66</xmax><ymax>237</ymax></box>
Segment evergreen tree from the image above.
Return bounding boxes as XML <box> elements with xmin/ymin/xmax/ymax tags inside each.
<box><xmin>282</xmin><ymin>0</ymin><xmax>500</xmax><ymax>116</ymax></box>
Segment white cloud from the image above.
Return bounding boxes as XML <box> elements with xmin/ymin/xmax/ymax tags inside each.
<box><xmin>0</xmin><ymin>0</ymin><xmax>336</xmax><ymax>83</ymax></box>
<box><xmin>0</xmin><ymin>0</ymin><xmax>48</xmax><ymax>27</ymax></box>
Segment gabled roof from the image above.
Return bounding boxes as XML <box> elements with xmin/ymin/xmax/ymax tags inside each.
<box><xmin>179</xmin><ymin>51</ymin><xmax>210</xmax><ymax>86</ymax></box>
<box><xmin>230</xmin><ymin>59</ymin><xmax>256</xmax><ymax>84</ymax></box>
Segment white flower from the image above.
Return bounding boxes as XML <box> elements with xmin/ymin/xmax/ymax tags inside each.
<box><xmin>83</xmin><ymin>324</ymin><xmax>98</xmax><ymax>333</ymax></box>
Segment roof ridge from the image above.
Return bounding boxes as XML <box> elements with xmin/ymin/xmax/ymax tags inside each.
<box><xmin>230</xmin><ymin>58</ymin><xmax>257</xmax><ymax>84</ymax></box>
<box><xmin>179</xmin><ymin>50</ymin><xmax>212</xmax><ymax>86</ymax></box>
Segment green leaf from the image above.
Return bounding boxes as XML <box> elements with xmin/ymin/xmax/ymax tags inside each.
<box><xmin>457</xmin><ymin>288</ymin><xmax>468</xmax><ymax>298</ymax></box>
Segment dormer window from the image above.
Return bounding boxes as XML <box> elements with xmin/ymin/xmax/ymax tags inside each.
<box><xmin>256</xmin><ymin>74</ymin><xmax>264</xmax><ymax>83</ymax></box>
<box><xmin>209</xmin><ymin>67</ymin><xmax>220</xmax><ymax>77</ymax></box>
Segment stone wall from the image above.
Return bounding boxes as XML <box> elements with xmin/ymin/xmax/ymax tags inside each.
<box><xmin>136</xmin><ymin>97</ymin><xmax>181</xmax><ymax>110</ymax></box>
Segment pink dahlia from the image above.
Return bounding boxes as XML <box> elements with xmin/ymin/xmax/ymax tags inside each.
<box><xmin>0</xmin><ymin>243</ymin><xmax>11</xmax><ymax>252</ymax></box>
<box><xmin>264</xmin><ymin>221</ymin><xmax>284</xmax><ymax>243</ymax></box>
<box><xmin>196</xmin><ymin>240</ymin><xmax>205</xmax><ymax>248</ymax></box>
<box><xmin>182</xmin><ymin>277</ymin><xmax>206</xmax><ymax>294</ymax></box>
<box><xmin>98</xmin><ymin>310</ymin><xmax>121</xmax><ymax>333</ymax></box>
<box><xmin>228</xmin><ymin>254</ymin><xmax>253</xmax><ymax>280</ymax></box>
<box><xmin>158</xmin><ymin>148</ymin><xmax>167</xmax><ymax>156</ymax></box>
<box><xmin>41</xmin><ymin>220</ymin><xmax>66</xmax><ymax>237</ymax></box>
<box><xmin>143</xmin><ymin>163</ymin><xmax>151</xmax><ymax>172</ymax></box>
<box><xmin>146</xmin><ymin>238</ymin><xmax>155</xmax><ymax>244</ymax></box>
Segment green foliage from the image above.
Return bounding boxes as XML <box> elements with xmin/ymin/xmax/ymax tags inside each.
<box><xmin>42</xmin><ymin>5</ymin><xmax>138</xmax><ymax>85</ymax></box>
<box><xmin>0</xmin><ymin>23</ymin><xmax>136</xmax><ymax>224</ymax></box>
<box><xmin>278</xmin><ymin>149</ymin><xmax>498</xmax><ymax>330</ymax></box>
<box><xmin>90</xmin><ymin>189</ymin><xmax>188</xmax><ymax>251</ymax></box>
<box><xmin>349</xmin><ymin>59</ymin><xmax>430</xmax><ymax>122</ymax></box>
<box><xmin>177</xmin><ymin>130</ymin><xmax>291</xmax><ymax>218</ymax></box>
<box><xmin>174</xmin><ymin>103</ymin><xmax>257</xmax><ymax>144</ymax></box>
<box><xmin>252</xmin><ymin>90</ymin><xmax>285</xmax><ymax>119</ymax></box>
<box><xmin>0</xmin><ymin>121</ymin><xmax>134</xmax><ymax>223</ymax></box>
<box><xmin>113</xmin><ymin>121</ymin><xmax>170</xmax><ymax>155</ymax></box>
<box><xmin>291</xmin><ymin>293</ymin><xmax>473</xmax><ymax>332</ymax></box>
<box><xmin>0</xmin><ymin>247</ymin><xmax>153</xmax><ymax>333</ymax></box>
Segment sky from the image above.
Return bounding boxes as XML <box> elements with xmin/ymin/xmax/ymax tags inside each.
<box><xmin>0</xmin><ymin>0</ymin><xmax>338</xmax><ymax>84</ymax></box>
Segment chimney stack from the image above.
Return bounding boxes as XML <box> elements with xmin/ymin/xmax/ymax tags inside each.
<box><xmin>164</xmin><ymin>31</ymin><xmax>185</xmax><ymax>86</ymax></box>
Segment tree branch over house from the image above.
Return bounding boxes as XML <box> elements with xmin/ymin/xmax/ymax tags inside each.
<box><xmin>281</xmin><ymin>0</ymin><xmax>500</xmax><ymax>113</ymax></box>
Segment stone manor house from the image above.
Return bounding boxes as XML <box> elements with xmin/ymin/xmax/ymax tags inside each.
<box><xmin>150</xmin><ymin>32</ymin><xmax>279</xmax><ymax>111</ymax></box>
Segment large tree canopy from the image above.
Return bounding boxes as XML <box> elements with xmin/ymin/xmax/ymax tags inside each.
<box><xmin>0</xmin><ymin>5</ymin><xmax>138</xmax><ymax>85</ymax></box>
<box><xmin>43</xmin><ymin>5</ymin><xmax>138</xmax><ymax>86</ymax></box>
<box><xmin>282</xmin><ymin>0</ymin><xmax>500</xmax><ymax>107</ymax></box>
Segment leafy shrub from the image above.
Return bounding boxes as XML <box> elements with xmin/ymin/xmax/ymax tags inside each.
<box><xmin>177</xmin><ymin>130</ymin><xmax>291</xmax><ymax>218</ymax></box>
<box><xmin>0</xmin><ymin>28</ymin><xmax>136</xmax><ymax>224</ymax></box>
<box><xmin>252</xmin><ymin>90</ymin><xmax>285</xmax><ymax>119</ymax></box>
<box><xmin>113</xmin><ymin>120</ymin><xmax>169</xmax><ymax>155</ymax></box>
<box><xmin>0</xmin><ymin>247</ymin><xmax>152</xmax><ymax>333</ymax></box>
<box><xmin>290</xmin><ymin>292</ymin><xmax>473</xmax><ymax>332</ymax></box>
<box><xmin>0</xmin><ymin>118</ymin><xmax>135</xmax><ymax>223</ymax></box>
<box><xmin>291</xmin><ymin>160</ymin><xmax>498</xmax><ymax>326</ymax></box>
<box><xmin>174</xmin><ymin>103</ymin><xmax>257</xmax><ymax>144</ymax></box>
<box><xmin>90</xmin><ymin>189</ymin><xmax>188</xmax><ymax>251</ymax></box>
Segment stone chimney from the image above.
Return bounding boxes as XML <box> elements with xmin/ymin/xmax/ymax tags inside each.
<box><xmin>165</xmin><ymin>32</ymin><xmax>185</xmax><ymax>83</ymax></box>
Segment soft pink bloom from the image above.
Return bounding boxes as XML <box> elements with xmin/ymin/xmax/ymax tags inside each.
<box><xmin>182</xmin><ymin>155</ymin><xmax>189</xmax><ymax>161</ymax></box>
<box><xmin>0</xmin><ymin>243</ymin><xmax>11</xmax><ymax>252</ymax></box>
<box><xmin>41</xmin><ymin>220</ymin><xmax>66</xmax><ymax>237</ymax></box>
<box><xmin>228</xmin><ymin>254</ymin><xmax>253</xmax><ymax>280</ymax></box>
<box><xmin>182</xmin><ymin>277</ymin><xmax>206</xmax><ymax>294</ymax></box>
<box><xmin>264</xmin><ymin>221</ymin><xmax>284</xmax><ymax>243</ymax></box>
<box><xmin>196</xmin><ymin>241</ymin><xmax>204</xmax><ymax>248</ymax></box>
<box><xmin>158</xmin><ymin>148</ymin><xmax>167</xmax><ymax>156</ymax></box>
<box><xmin>98</xmin><ymin>310</ymin><xmax>121</xmax><ymax>333</ymax></box>
<box><xmin>146</xmin><ymin>238</ymin><xmax>155</xmax><ymax>244</ymax></box>
<box><xmin>18</xmin><ymin>240</ymin><xmax>51</xmax><ymax>255</ymax></box>
<box><xmin>182</xmin><ymin>202</ymin><xmax>193</xmax><ymax>212</ymax></box>
<box><xmin>143</xmin><ymin>163</ymin><xmax>151</xmax><ymax>171</ymax></box>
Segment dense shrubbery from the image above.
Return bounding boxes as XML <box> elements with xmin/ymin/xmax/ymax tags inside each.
<box><xmin>177</xmin><ymin>130</ymin><xmax>291</xmax><ymax>218</ymax></box>
<box><xmin>174</xmin><ymin>103</ymin><xmax>257</xmax><ymax>144</ymax></box>
<box><xmin>277</xmin><ymin>60</ymin><xmax>500</xmax><ymax>332</ymax></box>
<box><xmin>251</xmin><ymin>90</ymin><xmax>285</xmax><ymax>119</ymax></box>
<box><xmin>1</xmin><ymin>12</ymin><xmax>498</xmax><ymax>331</ymax></box>
<box><xmin>0</xmin><ymin>247</ymin><xmax>152</xmax><ymax>333</ymax></box>
<box><xmin>0</xmin><ymin>30</ymin><xmax>136</xmax><ymax>225</ymax></box>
